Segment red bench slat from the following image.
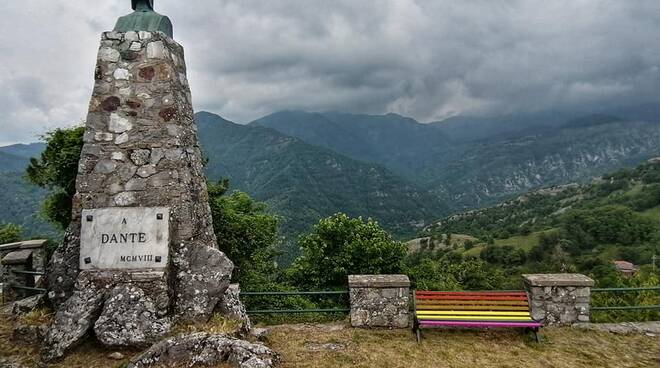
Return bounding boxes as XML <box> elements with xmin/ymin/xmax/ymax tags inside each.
<box><xmin>416</xmin><ymin>295</ymin><xmax>528</xmax><ymax>301</ymax></box>
<box><xmin>416</xmin><ymin>291</ymin><xmax>526</xmax><ymax>296</ymax></box>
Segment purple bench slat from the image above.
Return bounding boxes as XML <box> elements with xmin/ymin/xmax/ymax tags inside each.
<box><xmin>419</xmin><ymin>320</ymin><xmax>542</xmax><ymax>328</ymax></box>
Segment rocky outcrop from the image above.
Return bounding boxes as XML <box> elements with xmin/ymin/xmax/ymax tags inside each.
<box><xmin>41</xmin><ymin>278</ymin><xmax>106</xmax><ymax>361</ymax></box>
<box><xmin>0</xmin><ymin>358</ymin><xmax>27</xmax><ymax>368</ymax></box>
<box><xmin>572</xmin><ymin>321</ymin><xmax>660</xmax><ymax>335</ymax></box>
<box><xmin>174</xmin><ymin>245</ymin><xmax>234</xmax><ymax>323</ymax></box>
<box><xmin>217</xmin><ymin>284</ymin><xmax>252</xmax><ymax>337</ymax></box>
<box><xmin>126</xmin><ymin>333</ymin><xmax>279</xmax><ymax>368</ymax></box>
<box><xmin>46</xmin><ymin>224</ymin><xmax>81</xmax><ymax>309</ymax></box>
<box><xmin>12</xmin><ymin>323</ymin><xmax>47</xmax><ymax>345</ymax></box>
<box><xmin>11</xmin><ymin>294</ymin><xmax>44</xmax><ymax>315</ymax></box>
<box><xmin>94</xmin><ymin>284</ymin><xmax>172</xmax><ymax>347</ymax></box>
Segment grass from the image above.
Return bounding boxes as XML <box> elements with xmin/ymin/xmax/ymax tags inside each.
<box><xmin>2</xmin><ymin>310</ymin><xmax>658</xmax><ymax>368</ymax></box>
<box><xmin>0</xmin><ymin>309</ymin><xmax>140</xmax><ymax>368</ymax></box>
<box><xmin>267</xmin><ymin>322</ymin><xmax>660</xmax><ymax>368</ymax></box>
<box><xmin>462</xmin><ymin>229</ymin><xmax>557</xmax><ymax>257</ymax></box>
<box><xmin>0</xmin><ymin>310</ymin><xmax>241</xmax><ymax>368</ymax></box>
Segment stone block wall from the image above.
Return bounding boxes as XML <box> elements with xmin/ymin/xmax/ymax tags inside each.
<box><xmin>523</xmin><ymin>273</ymin><xmax>594</xmax><ymax>325</ymax></box>
<box><xmin>0</xmin><ymin>240</ymin><xmax>47</xmax><ymax>301</ymax></box>
<box><xmin>348</xmin><ymin>275</ymin><xmax>410</xmax><ymax>328</ymax></box>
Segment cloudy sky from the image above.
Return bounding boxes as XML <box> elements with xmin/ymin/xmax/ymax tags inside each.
<box><xmin>1</xmin><ymin>0</ymin><xmax>659</xmax><ymax>145</ymax></box>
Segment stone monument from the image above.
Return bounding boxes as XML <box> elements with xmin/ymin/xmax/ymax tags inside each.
<box><xmin>42</xmin><ymin>1</ymin><xmax>236</xmax><ymax>361</ymax></box>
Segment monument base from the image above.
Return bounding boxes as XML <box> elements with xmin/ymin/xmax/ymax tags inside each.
<box><xmin>42</xmin><ymin>30</ymin><xmax>235</xmax><ymax>361</ymax></box>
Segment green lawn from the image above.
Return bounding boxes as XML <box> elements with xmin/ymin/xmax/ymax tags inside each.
<box><xmin>463</xmin><ymin>229</ymin><xmax>557</xmax><ymax>257</ymax></box>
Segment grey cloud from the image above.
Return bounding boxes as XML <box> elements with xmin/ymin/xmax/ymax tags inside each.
<box><xmin>1</xmin><ymin>0</ymin><xmax>659</xmax><ymax>145</ymax></box>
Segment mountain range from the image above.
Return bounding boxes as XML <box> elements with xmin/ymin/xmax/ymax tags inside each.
<box><xmin>0</xmin><ymin>143</ymin><xmax>53</xmax><ymax>237</ymax></box>
<box><xmin>254</xmin><ymin>111</ymin><xmax>660</xmax><ymax>208</ymax></box>
<box><xmin>1</xmin><ymin>110</ymin><xmax>659</xmax><ymax>256</ymax></box>
<box><xmin>196</xmin><ymin>112</ymin><xmax>445</xmax><ymax>242</ymax></box>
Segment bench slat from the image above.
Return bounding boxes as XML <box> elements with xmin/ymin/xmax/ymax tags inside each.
<box><xmin>416</xmin><ymin>295</ymin><xmax>528</xmax><ymax>301</ymax></box>
<box><xmin>417</xmin><ymin>311</ymin><xmax>531</xmax><ymax>316</ymax></box>
<box><xmin>416</xmin><ymin>291</ymin><xmax>526</xmax><ymax>296</ymax></box>
<box><xmin>416</xmin><ymin>299</ymin><xmax>529</xmax><ymax>306</ymax></box>
<box><xmin>417</xmin><ymin>305</ymin><xmax>530</xmax><ymax>311</ymax></box>
<box><xmin>419</xmin><ymin>321</ymin><xmax>542</xmax><ymax>328</ymax></box>
<box><xmin>417</xmin><ymin>315</ymin><xmax>534</xmax><ymax>321</ymax></box>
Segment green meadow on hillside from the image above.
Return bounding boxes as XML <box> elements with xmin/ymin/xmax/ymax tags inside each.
<box><xmin>414</xmin><ymin>159</ymin><xmax>660</xmax><ymax>294</ymax></box>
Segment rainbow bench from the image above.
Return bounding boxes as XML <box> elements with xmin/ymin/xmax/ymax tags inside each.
<box><xmin>413</xmin><ymin>290</ymin><xmax>542</xmax><ymax>342</ymax></box>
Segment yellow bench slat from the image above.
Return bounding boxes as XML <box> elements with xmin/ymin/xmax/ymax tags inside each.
<box><xmin>417</xmin><ymin>310</ymin><xmax>531</xmax><ymax>316</ymax></box>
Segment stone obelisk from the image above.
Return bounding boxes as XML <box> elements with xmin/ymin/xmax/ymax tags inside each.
<box><xmin>42</xmin><ymin>1</ymin><xmax>234</xmax><ymax>361</ymax></box>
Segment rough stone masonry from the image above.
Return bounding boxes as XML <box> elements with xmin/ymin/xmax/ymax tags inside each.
<box><xmin>42</xmin><ymin>30</ymin><xmax>235</xmax><ymax>361</ymax></box>
<box><xmin>523</xmin><ymin>273</ymin><xmax>594</xmax><ymax>325</ymax></box>
<box><xmin>348</xmin><ymin>274</ymin><xmax>410</xmax><ymax>328</ymax></box>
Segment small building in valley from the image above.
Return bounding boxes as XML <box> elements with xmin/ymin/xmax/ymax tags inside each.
<box><xmin>613</xmin><ymin>260</ymin><xmax>637</xmax><ymax>277</ymax></box>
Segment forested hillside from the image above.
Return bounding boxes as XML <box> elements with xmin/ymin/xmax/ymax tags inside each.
<box><xmin>418</xmin><ymin>158</ymin><xmax>660</xmax><ymax>289</ymax></box>
<box><xmin>196</xmin><ymin>112</ymin><xmax>447</xmax><ymax>244</ymax></box>
<box><xmin>0</xmin><ymin>143</ymin><xmax>54</xmax><ymax>238</ymax></box>
<box><xmin>256</xmin><ymin>112</ymin><xmax>660</xmax><ymax>209</ymax></box>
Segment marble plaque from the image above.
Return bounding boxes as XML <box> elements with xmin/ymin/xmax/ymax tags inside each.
<box><xmin>80</xmin><ymin>207</ymin><xmax>170</xmax><ymax>270</ymax></box>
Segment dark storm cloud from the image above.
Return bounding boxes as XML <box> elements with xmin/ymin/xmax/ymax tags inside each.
<box><xmin>1</xmin><ymin>0</ymin><xmax>659</xmax><ymax>145</ymax></box>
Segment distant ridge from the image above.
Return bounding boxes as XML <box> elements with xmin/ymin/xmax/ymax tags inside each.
<box><xmin>196</xmin><ymin>111</ymin><xmax>448</xmax><ymax>241</ymax></box>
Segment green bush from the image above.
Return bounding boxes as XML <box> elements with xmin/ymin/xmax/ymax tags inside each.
<box><xmin>562</xmin><ymin>205</ymin><xmax>655</xmax><ymax>250</ymax></box>
<box><xmin>26</xmin><ymin>127</ymin><xmax>84</xmax><ymax>230</ymax></box>
<box><xmin>0</xmin><ymin>223</ymin><xmax>22</xmax><ymax>244</ymax></box>
<box><xmin>288</xmin><ymin>213</ymin><xmax>407</xmax><ymax>290</ymax></box>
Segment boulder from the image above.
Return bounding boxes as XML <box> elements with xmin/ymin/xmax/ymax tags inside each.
<box><xmin>11</xmin><ymin>294</ymin><xmax>44</xmax><ymax>315</ymax></box>
<box><xmin>174</xmin><ymin>245</ymin><xmax>234</xmax><ymax>323</ymax></box>
<box><xmin>46</xmin><ymin>225</ymin><xmax>81</xmax><ymax>309</ymax></box>
<box><xmin>126</xmin><ymin>332</ymin><xmax>279</xmax><ymax>368</ymax></box>
<box><xmin>12</xmin><ymin>323</ymin><xmax>47</xmax><ymax>345</ymax></box>
<box><xmin>94</xmin><ymin>285</ymin><xmax>172</xmax><ymax>347</ymax></box>
<box><xmin>41</xmin><ymin>275</ymin><xmax>105</xmax><ymax>362</ymax></box>
<box><xmin>0</xmin><ymin>358</ymin><xmax>26</xmax><ymax>368</ymax></box>
<box><xmin>217</xmin><ymin>284</ymin><xmax>252</xmax><ymax>337</ymax></box>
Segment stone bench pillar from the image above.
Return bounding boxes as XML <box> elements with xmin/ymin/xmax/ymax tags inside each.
<box><xmin>523</xmin><ymin>273</ymin><xmax>594</xmax><ymax>325</ymax></box>
<box><xmin>348</xmin><ymin>275</ymin><xmax>410</xmax><ymax>328</ymax></box>
<box><xmin>1</xmin><ymin>249</ymin><xmax>34</xmax><ymax>301</ymax></box>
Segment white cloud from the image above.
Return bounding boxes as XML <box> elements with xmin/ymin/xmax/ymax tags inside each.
<box><xmin>0</xmin><ymin>0</ymin><xmax>659</xmax><ymax>145</ymax></box>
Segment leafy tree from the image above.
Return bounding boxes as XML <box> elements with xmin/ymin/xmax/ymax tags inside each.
<box><xmin>406</xmin><ymin>252</ymin><xmax>505</xmax><ymax>291</ymax></box>
<box><xmin>288</xmin><ymin>213</ymin><xmax>407</xmax><ymax>289</ymax></box>
<box><xmin>26</xmin><ymin>127</ymin><xmax>84</xmax><ymax>230</ymax></box>
<box><xmin>562</xmin><ymin>205</ymin><xmax>654</xmax><ymax>250</ymax></box>
<box><xmin>0</xmin><ymin>223</ymin><xmax>22</xmax><ymax>244</ymax></box>
<box><xmin>208</xmin><ymin>179</ymin><xmax>279</xmax><ymax>289</ymax></box>
<box><xmin>480</xmin><ymin>245</ymin><xmax>526</xmax><ymax>266</ymax></box>
<box><xmin>406</xmin><ymin>258</ymin><xmax>461</xmax><ymax>291</ymax></box>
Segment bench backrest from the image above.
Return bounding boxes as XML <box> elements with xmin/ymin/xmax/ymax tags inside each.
<box><xmin>415</xmin><ymin>291</ymin><xmax>534</xmax><ymax>322</ymax></box>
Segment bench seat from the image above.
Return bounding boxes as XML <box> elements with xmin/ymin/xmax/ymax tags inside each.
<box><xmin>413</xmin><ymin>291</ymin><xmax>542</xmax><ymax>342</ymax></box>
